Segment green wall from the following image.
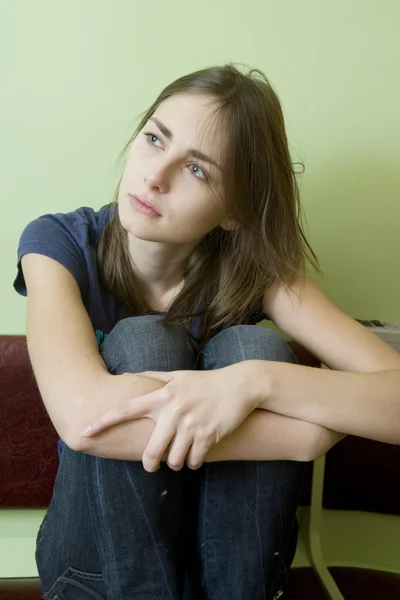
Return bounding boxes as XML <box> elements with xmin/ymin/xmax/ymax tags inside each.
<box><xmin>1</xmin><ymin>0</ymin><xmax>399</xmax><ymax>334</ymax></box>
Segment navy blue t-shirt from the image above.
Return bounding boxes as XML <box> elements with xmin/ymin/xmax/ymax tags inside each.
<box><xmin>14</xmin><ymin>203</ymin><xmax>267</xmax><ymax>461</ymax></box>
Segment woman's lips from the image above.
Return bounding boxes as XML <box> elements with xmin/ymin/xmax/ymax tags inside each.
<box><xmin>129</xmin><ymin>194</ymin><xmax>160</xmax><ymax>217</ymax></box>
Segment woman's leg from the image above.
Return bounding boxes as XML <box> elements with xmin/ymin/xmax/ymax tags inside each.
<box><xmin>194</xmin><ymin>325</ymin><xmax>306</xmax><ymax>600</ymax></box>
<box><xmin>35</xmin><ymin>315</ymin><xmax>198</xmax><ymax>600</ymax></box>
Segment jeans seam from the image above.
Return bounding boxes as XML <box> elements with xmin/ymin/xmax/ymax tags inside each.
<box><xmin>95</xmin><ymin>458</ymin><xmax>122</xmax><ymax>600</ymax></box>
<box><xmin>200</xmin><ymin>332</ymin><xmax>217</xmax><ymax>371</ymax></box>
<box><xmin>123</xmin><ymin>462</ymin><xmax>177</xmax><ymax>600</ymax></box>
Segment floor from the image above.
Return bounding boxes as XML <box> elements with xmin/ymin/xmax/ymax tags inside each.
<box><xmin>284</xmin><ymin>567</ymin><xmax>400</xmax><ymax>599</ymax></box>
<box><xmin>1</xmin><ymin>569</ymin><xmax>400</xmax><ymax>599</ymax></box>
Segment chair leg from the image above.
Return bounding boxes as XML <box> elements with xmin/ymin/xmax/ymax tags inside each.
<box><xmin>308</xmin><ymin>455</ymin><xmax>345</xmax><ymax>600</ymax></box>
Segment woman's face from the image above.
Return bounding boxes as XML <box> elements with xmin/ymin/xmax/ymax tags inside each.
<box><xmin>118</xmin><ymin>92</ymin><xmax>232</xmax><ymax>245</ymax></box>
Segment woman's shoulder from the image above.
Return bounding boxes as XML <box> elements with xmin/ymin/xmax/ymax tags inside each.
<box><xmin>18</xmin><ymin>203</ymin><xmax>113</xmax><ymax>250</ymax></box>
<box><xmin>47</xmin><ymin>203</ymin><xmax>113</xmax><ymax>238</ymax></box>
<box><xmin>65</xmin><ymin>203</ymin><xmax>113</xmax><ymax>227</ymax></box>
<box><xmin>14</xmin><ymin>203</ymin><xmax>114</xmax><ymax>298</ymax></box>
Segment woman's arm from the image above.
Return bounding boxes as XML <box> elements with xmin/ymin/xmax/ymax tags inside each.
<box><xmin>208</xmin><ymin>410</ymin><xmax>345</xmax><ymax>462</ymax></box>
<box><xmin>78</xmin><ymin>399</ymin><xmax>344</xmax><ymax>463</ymax></box>
<box><xmin>254</xmin><ymin>360</ymin><xmax>400</xmax><ymax>444</ymax></box>
<box><xmin>261</xmin><ymin>274</ymin><xmax>400</xmax><ymax>443</ymax></box>
<box><xmin>22</xmin><ymin>253</ymin><xmax>164</xmax><ymax>449</ymax></box>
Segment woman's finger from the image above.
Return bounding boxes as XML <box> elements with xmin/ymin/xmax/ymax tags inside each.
<box><xmin>186</xmin><ymin>438</ymin><xmax>213</xmax><ymax>470</ymax></box>
<box><xmin>166</xmin><ymin>433</ymin><xmax>193</xmax><ymax>471</ymax></box>
<box><xmin>80</xmin><ymin>388</ymin><xmax>163</xmax><ymax>437</ymax></box>
<box><xmin>142</xmin><ymin>415</ymin><xmax>177</xmax><ymax>473</ymax></box>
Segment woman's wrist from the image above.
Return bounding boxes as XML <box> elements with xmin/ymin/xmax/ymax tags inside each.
<box><xmin>235</xmin><ymin>360</ymin><xmax>273</xmax><ymax>412</ymax></box>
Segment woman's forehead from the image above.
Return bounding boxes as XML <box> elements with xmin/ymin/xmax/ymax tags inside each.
<box><xmin>153</xmin><ymin>93</ymin><xmax>225</xmax><ymax>154</ymax></box>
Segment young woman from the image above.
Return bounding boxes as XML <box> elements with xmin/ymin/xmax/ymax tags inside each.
<box><xmin>15</xmin><ymin>63</ymin><xmax>400</xmax><ymax>600</ymax></box>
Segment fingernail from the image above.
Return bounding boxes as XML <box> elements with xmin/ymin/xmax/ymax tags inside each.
<box><xmin>81</xmin><ymin>425</ymin><xmax>92</xmax><ymax>436</ymax></box>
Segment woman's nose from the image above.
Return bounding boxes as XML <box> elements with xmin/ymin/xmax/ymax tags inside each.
<box><xmin>144</xmin><ymin>162</ymin><xmax>171</xmax><ymax>193</ymax></box>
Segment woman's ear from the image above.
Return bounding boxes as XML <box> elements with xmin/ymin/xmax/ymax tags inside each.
<box><xmin>220</xmin><ymin>216</ymin><xmax>240</xmax><ymax>231</ymax></box>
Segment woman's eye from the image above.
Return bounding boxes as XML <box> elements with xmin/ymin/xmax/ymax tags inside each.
<box><xmin>143</xmin><ymin>132</ymin><xmax>208</xmax><ymax>181</ymax></box>
<box><xmin>144</xmin><ymin>132</ymin><xmax>162</xmax><ymax>147</ymax></box>
<box><xmin>188</xmin><ymin>163</ymin><xmax>207</xmax><ymax>181</ymax></box>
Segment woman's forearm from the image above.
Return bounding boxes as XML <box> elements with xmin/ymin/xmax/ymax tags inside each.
<box><xmin>250</xmin><ymin>360</ymin><xmax>400</xmax><ymax>444</ymax></box>
<box><xmin>79</xmin><ymin>406</ymin><xmax>343</xmax><ymax>463</ymax></box>
<box><xmin>206</xmin><ymin>410</ymin><xmax>345</xmax><ymax>462</ymax></box>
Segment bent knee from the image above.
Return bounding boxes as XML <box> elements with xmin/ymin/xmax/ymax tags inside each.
<box><xmin>99</xmin><ymin>315</ymin><xmax>197</xmax><ymax>374</ymax></box>
<box><xmin>201</xmin><ymin>324</ymin><xmax>297</xmax><ymax>368</ymax></box>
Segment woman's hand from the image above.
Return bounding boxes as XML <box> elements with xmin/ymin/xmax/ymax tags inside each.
<box><xmin>81</xmin><ymin>362</ymin><xmax>258</xmax><ymax>472</ymax></box>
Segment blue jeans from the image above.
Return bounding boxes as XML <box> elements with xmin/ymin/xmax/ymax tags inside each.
<box><xmin>35</xmin><ymin>316</ymin><xmax>306</xmax><ymax>600</ymax></box>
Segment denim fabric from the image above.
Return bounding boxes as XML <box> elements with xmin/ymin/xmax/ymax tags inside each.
<box><xmin>35</xmin><ymin>316</ymin><xmax>305</xmax><ymax>600</ymax></box>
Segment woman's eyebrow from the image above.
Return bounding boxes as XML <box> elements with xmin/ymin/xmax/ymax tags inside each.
<box><xmin>149</xmin><ymin>117</ymin><xmax>221</xmax><ymax>170</ymax></box>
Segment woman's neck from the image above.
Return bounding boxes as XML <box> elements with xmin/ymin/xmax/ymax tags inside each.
<box><xmin>127</xmin><ymin>234</ymin><xmax>194</xmax><ymax>310</ymax></box>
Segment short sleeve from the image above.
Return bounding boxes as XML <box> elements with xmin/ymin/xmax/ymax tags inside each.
<box><xmin>13</xmin><ymin>212</ymin><xmax>88</xmax><ymax>297</ymax></box>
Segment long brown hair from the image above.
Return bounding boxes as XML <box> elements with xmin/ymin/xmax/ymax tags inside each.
<box><xmin>98</xmin><ymin>63</ymin><xmax>322</xmax><ymax>350</ymax></box>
